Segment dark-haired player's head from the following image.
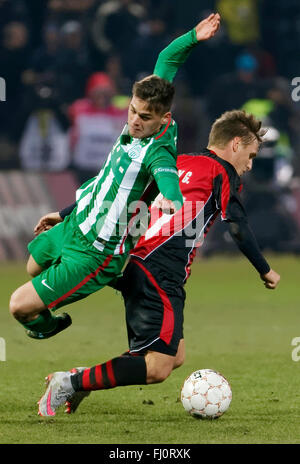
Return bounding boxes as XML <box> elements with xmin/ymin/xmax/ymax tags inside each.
<box><xmin>128</xmin><ymin>75</ymin><xmax>175</xmax><ymax>139</ymax></box>
<box><xmin>208</xmin><ymin>110</ymin><xmax>266</xmax><ymax>176</ymax></box>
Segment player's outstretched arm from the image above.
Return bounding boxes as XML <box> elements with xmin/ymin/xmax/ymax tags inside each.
<box><xmin>154</xmin><ymin>13</ymin><xmax>220</xmax><ymax>82</ymax></box>
<box><xmin>227</xmin><ymin>219</ymin><xmax>281</xmax><ymax>289</ymax></box>
<box><xmin>195</xmin><ymin>13</ymin><xmax>220</xmax><ymax>42</ymax></box>
<box><xmin>260</xmin><ymin>269</ymin><xmax>281</xmax><ymax>290</ymax></box>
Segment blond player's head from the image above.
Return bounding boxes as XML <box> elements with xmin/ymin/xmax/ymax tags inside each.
<box><xmin>208</xmin><ymin>110</ymin><xmax>266</xmax><ymax>176</ymax></box>
<box><xmin>208</xmin><ymin>110</ymin><xmax>265</xmax><ymax>148</ymax></box>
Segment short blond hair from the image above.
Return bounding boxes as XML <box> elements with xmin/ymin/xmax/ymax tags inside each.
<box><xmin>208</xmin><ymin>110</ymin><xmax>265</xmax><ymax>148</ymax></box>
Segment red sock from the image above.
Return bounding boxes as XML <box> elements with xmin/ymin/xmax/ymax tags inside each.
<box><xmin>71</xmin><ymin>353</ymin><xmax>147</xmax><ymax>391</ymax></box>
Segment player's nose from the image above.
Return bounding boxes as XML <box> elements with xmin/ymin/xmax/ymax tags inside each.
<box><xmin>132</xmin><ymin>114</ymin><xmax>141</xmax><ymax>126</ymax></box>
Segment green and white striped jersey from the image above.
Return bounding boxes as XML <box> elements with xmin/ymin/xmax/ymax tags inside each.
<box><xmin>75</xmin><ymin>119</ymin><xmax>178</xmax><ymax>255</ymax></box>
<box><xmin>74</xmin><ymin>27</ymin><xmax>199</xmax><ymax>256</ymax></box>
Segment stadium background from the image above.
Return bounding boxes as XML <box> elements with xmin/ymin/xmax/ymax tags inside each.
<box><xmin>0</xmin><ymin>0</ymin><xmax>300</xmax><ymax>260</ymax></box>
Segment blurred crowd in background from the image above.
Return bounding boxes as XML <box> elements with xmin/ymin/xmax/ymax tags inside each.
<box><xmin>0</xmin><ymin>0</ymin><xmax>300</xmax><ymax>254</ymax></box>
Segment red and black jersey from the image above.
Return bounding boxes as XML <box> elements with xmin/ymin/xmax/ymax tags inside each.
<box><xmin>60</xmin><ymin>149</ymin><xmax>270</xmax><ymax>285</ymax></box>
<box><xmin>130</xmin><ymin>149</ymin><xmax>269</xmax><ymax>284</ymax></box>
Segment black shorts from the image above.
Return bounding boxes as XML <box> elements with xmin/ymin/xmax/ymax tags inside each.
<box><xmin>119</xmin><ymin>257</ymin><xmax>186</xmax><ymax>356</ymax></box>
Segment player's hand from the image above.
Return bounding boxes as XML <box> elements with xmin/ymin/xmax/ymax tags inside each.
<box><xmin>155</xmin><ymin>197</ymin><xmax>177</xmax><ymax>215</ymax></box>
<box><xmin>260</xmin><ymin>269</ymin><xmax>281</xmax><ymax>290</ymax></box>
<box><xmin>34</xmin><ymin>212</ymin><xmax>63</xmax><ymax>236</ymax></box>
<box><xmin>195</xmin><ymin>13</ymin><xmax>221</xmax><ymax>42</ymax></box>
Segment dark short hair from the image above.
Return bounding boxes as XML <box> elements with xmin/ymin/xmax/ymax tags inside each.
<box><xmin>208</xmin><ymin>110</ymin><xmax>266</xmax><ymax>148</ymax></box>
<box><xmin>132</xmin><ymin>74</ymin><xmax>175</xmax><ymax>115</ymax></box>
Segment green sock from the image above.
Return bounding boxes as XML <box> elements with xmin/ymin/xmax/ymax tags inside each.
<box><xmin>21</xmin><ymin>309</ymin><xmax>58</xmax><ymax>334</ymax></box>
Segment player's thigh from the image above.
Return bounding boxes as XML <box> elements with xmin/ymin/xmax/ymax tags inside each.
<box><xmin>10</xmin><ymin>281</ymin><xmax>47</xmax><ymax>319</ymax></box>
<box><xmin>27</xmin><ymin>222</ymin><xmax>65</xmax><ymax>271</ymax></box>
<box><xmin>123</xmin><ymin>259</ymin><xmax>185</xmax><ymax>357</ymax></box>
<box><xmin>145</xmin><ymin>350</ymin><xmax>175</xmax><ymax>384</ymax></box>
<box><xmin>31</xmin><ymin>251</ymin><xmax>126</xmax><ymax>311</ymax></box>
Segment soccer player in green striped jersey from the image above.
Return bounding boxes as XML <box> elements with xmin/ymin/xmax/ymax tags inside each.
<box><xmin>9</xmin><ymin>14</ymin><xmax>221</xmax><ymax>340</ymax></box>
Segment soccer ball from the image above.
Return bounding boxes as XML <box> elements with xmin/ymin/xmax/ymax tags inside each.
<box><xmin>180</xmin><ymin>369</ymin><xmax>232</xmax><ymax>419</ymax></box>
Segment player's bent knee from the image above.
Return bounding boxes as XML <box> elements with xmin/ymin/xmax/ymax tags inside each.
<box><xmin>9</xmin><ymin>290</ymin><xmax>27</xmax><ymax>320</ymax></box>
<box><xmin>173</xmin><ymin>350</ymin><xmax>185</xmax><ymax>369</ymax></box>
<box><xmin>173</xmin><ymin>355</ymin><xmax>184</xmax><ymax>369</ymax></box>
<box><xmin>145</xmin><ymin>353</ymin><xmax>174</xmax><ymax>384</ymax></box>
<box><xmin>9</xmin><ymin>283</ymin><xmax>45</xmax><ymax>322</ymax></box>
<box><xmin>173</xmin><ymin>340</ymin><xmax>185</xmax><ymax>369</ymax></box>
<box><xmin>147</xmin><ymin>368</ymin><xmax>171</xmax><ymax>384</ymax></box>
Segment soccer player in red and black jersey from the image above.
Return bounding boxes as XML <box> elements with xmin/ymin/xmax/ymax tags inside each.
<box><xmin>37</xmin><ymin>110</ymin><xmax>280</xmax><ymax>416</ymax></box>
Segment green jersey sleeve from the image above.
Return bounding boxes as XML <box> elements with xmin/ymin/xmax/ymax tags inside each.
<box><xmin>146</xmin><ymin>148</ymin><xmax>183</xmax><ymax>207</ymax></box>
<box><xmin>153</xmin><ymin>28</ymin><xmax>198</xmax><ymax>82</ymax></box>
<box><xmin>155</xmin><ymin>172</ymin><xmax>183</xmax><ymax>209</ymax></box>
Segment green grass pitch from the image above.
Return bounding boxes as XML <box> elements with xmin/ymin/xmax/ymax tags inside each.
<box><xmin>0</xmin><ymin>255</ymin><xmax>299</xmax><ymax>444</ymax></box>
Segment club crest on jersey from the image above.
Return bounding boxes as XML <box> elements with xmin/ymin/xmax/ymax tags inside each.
<box><xmin>128</xmin><ymin>145</ymin><xmax>142</xmax><ymax>159</ymax></box>
<box><xmin>124</xmin><ymin>139</ymin><xmax>142</xmax><ymax>159</ymax></box>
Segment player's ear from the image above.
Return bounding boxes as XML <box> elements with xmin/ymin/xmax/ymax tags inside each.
<box><xmin>232</xmin><ymin>137</ymin><xmax>240</xmax><ymax>152</ymax></box>
<box><xmin>161</xmin><ymin>111</ymin><xmax>171</xmax><ymax>125</ymax></box>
